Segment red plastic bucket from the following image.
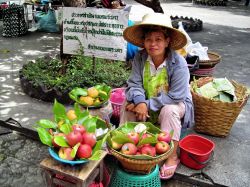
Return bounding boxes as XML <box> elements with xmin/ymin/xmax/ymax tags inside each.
<box><xmin>179</xmin><ymin>134</ymin><xmax>215</xmax><ymax>170</ymax></box>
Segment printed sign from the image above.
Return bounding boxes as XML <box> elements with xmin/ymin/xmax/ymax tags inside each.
<box><xmin>63</xmin><ymin>7</ymin><xmax>129</xmax><ymax>61</ymax></box>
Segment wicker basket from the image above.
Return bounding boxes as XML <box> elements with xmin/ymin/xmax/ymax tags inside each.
<box><xmin>190</xmin><ymin>77</ymin><xmax>249</xmax><ymax>137</ymax></box>
<box><xmin>198</xmin><ymin>51</ymin><xmax>221</xmax><ymax>68</ymax></box>
<box><xmin>108</xmin><ymin>141</ymin><xmax>174</xmax><ymax>174</ymax></box>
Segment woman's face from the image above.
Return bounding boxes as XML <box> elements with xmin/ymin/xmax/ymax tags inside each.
<box><xmin>144</xmin><ymin>31</ymin><xmax>170</xmax><ymax>58</ymax></box>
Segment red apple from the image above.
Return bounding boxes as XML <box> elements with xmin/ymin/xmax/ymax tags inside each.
<box><xmin>72</xmin><ymin>124</ymin><xmax>86</xmax><ymax>135</ymax></box>
<box><xmin>77</xmin><ymin>144</ymin><xmax>92</xmax><ymax>159</ymax></box>
<box><xmin>58</xmin><ymin>147</ymin><xmax>74</xmax><ymax>160</ymax></box>
<box><xmin>141</xmin><ymin>133</ymin><xmax>152</xmax><ymax>139</ymax></box>
<box><xmin>127</xmin><ymin>132</ymin><xmax>140</xmax><ymax>145</ymax></box>
<box><xmin>137</xmin><ymin>144</ymin><xmax>150</xmax><ymax>152</ymax></box>
<box><xmin>82</xmin><ymin>132</ymin><xmax>96</xmax><ymax>148</ymax></box>
<box><xmin>111</xmin><ymin>139</ymin><xmax>123</xmax><ymax>150</ymax></box>
<box><xmin>121</xmin><ymin>143</ymin><xmax>137</xmax><ymax>155</ymax></box>
<box><xmin>136</xmin><ymin>151</ymin><xmax>141</xmax><ymax>155</ymax></box>
<box><xmin>155</xmin><ymin>141</ymin><xmax>170</xmax><ymax>154</ymax></box>
<box><xmin>141</xmin><ymin>145</ymin><xmax>156</xmax><ymax>157</ymax></box>
<box><xmin>157</xmin><ymin>131</ymin><xmax>171</xmax><ymax>143</ymax></box>
<box><xmin>137</xmin><ymin>145</ymin><xmax>143</xmax><ymax>152</ymax></box>
<box><xmin>52</xmin><ymin>133</ymin><xmax>65</xmax><ymax>148</ymax></box>
<box><xmin>66</xmin><ymin>131</ymin><xmax>83</xmax><ymax>147</ymax></box>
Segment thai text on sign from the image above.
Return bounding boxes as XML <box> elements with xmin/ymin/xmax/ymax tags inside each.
<box><xmin>63</xmin><ymin>7</ymin><xmax>129</xmax><ymax>61</ymax></box>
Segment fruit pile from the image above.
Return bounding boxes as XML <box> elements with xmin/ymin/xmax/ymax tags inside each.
<box><xmin>69</xmin><ymin>84</ymin><xmax>111</xmax><ymax>107</ymax></box>
<box><xmin>35</xmin><ymin>100</ymin><xmax>109</xmax><ymax>162</ymax></box>
<box><xmin>107</xmin><ymin>122</ymin><xmax>173</xmax><ymax>158</ymax></box>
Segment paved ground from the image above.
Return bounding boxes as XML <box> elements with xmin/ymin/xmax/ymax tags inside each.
<box><xmin>0</xmin><ymin>0</ymin><xmax>250</xmax><ymax>186</ymax></box>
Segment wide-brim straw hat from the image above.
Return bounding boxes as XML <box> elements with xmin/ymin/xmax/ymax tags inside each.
<box><xmin>123</xmin><ymin>13</ymin><xmax>187</xmax><ymax>50</ymax></box>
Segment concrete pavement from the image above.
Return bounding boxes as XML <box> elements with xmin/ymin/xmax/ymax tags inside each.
<box><xmin>0</xmin><ymin>0</ymin><xmax>250</xmax><ymax>186</ymax></box>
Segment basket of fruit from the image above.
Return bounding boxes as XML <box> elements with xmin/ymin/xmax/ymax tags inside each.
<box><xmin>106</xmin><ymin>122</ymin><xmax>174</xmax><ymax>174</ymax></box>
<box><xmin>69</xmin><ymin>84</ymin><xmax>112</xmax><ymax>108</ymax></box>
<box><xmin>34</xmin><ymin>100</ymin><xmax>111</xmax><ymax>165</ymax></box>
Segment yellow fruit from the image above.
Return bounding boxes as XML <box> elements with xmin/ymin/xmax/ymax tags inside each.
<box><xmin>87</xmin><ymin>87</ymin><xmax>99</xmax><ymax>98</ymax></box>
<box><xmin>79</xmin><ymin>96</ymin><xmax>94</xmax><ymax>106</ymax></box>
<box><xmin>99</xmin><ymin>90</ymin><xmax>107</xmax><ymax>96</ymax></box>
<box><xmin>99</xmin><ymin>90</ymin><xmax>107</xmax><ymax>94</ymax></box>
<box><xmin>57</xmin><ymin>120</ymin><xmax>64</xmax><ymax>128</ymax></box>
<box><xmin>67</xmin><ymin>110</ymin><xmax>77</xmax><ymax>121</ymax></box>
<box><xmin>94</xmin><ymin>98</ymin><xmax>101</xmax><ymax>105</ymax></box>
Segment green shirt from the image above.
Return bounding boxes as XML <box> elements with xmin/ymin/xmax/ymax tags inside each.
<box><xmin>143</xmin><ymin>60</ymin><xmax>168</xmax><ymax>124</ymax></box>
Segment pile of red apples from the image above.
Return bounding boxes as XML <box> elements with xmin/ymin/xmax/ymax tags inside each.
<box><xmin>53</xmin><ymin>124</ymin><xmax>96</xmax><ymax>161</ymax></box>
<box><xmin>111</xmin><ymin>131</ymin><xmax>171</xmax><ymax>157</ymax></box>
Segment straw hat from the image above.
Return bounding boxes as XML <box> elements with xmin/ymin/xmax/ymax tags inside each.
<box><xmin>123</xmin><ymin>13</ymin><xmax>187</xmax><ymax>50</ymax></box>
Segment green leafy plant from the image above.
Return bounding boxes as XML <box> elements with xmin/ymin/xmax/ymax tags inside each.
<box><xmin>21</xmin><ymin>55</ymin><xmax>131</xmax><ymax>92</ymax></box>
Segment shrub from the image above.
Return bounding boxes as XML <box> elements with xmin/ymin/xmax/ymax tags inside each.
<box><xmin>21</xmin><ymin>55</ymin><xmax>131</xmax><ymax>92</ymax></box>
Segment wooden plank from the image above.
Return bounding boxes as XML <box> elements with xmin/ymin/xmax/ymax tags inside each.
<box><xmin>78</xmin><ymin>151</ymin><xmax>106</xmax><ymax>181</ymax></box>
<box><xmin>40</xmin><ymin>151</ymin><xmax>107</xmax><ymax>182</ymax></box>
<box><xmin>53</xmin><ymin>178</ymin><xmax>75</xmax><ymax>187</ymax></box>
<box><xmin>84</xmin><ymin>167</ymin><xmax>100</xmax><ymax>187</ymax></box>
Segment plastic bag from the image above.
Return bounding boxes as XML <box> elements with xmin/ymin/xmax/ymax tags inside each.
<box><xmin>176</xmin><ymin>22</ymin><xmax>192</xmax><ymax>57</ymax></box>
<box><xmin>178</xmin><ymin>21</ymin><xmax>192</xmax><ymax>47</ymax></box>
<box><xmin>36</xmin><ymin>9</ymin><xmax>59</xmax><ymax>33</ymax></box>
<box><xmin>186</xmin><ymin>42</ymin><xmax>209</xmax><ymax>60</ymax></box>
<box><xmin>177</xmin><ymin>22</ymin><xmax>209</xmax><ymax>60</ymax></box>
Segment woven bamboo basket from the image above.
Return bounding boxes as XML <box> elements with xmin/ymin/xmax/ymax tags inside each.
<box><xmin>198</xmin><ymin>51</ymin><xmax>221</xmax><ymax>68</ymax></box>
<box><xmin>190</xmin><ymin>77</ymin><xmax>249</xmax><ymax>137</ymax></box>
<box><xmin>108</xmin><ymin>141</ymin><xmax>174</xmax><ymax>174</ymax></box>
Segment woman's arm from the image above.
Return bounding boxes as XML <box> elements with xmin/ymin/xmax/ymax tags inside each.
<box><xmin>125</xmin><ymin>51</ymin><xmax>147</xmax><ymax>105</ymax></box>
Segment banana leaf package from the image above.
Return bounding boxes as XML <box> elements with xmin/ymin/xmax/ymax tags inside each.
<box><xmin>194</xmin><ymin>78</ymin><xmax>237</xmax><ymax>102</ymax></box>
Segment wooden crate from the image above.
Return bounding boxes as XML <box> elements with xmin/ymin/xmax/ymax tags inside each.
<box><xmin>40</xmin><ymin>151</ymin><xmax>107</xmax><ymax>187</ymax></box>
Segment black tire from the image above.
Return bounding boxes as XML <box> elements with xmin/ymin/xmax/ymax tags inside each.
<box><xmin>171</xmin><ymin>16</ymin><xmax>203</xmax><ymax>32</ymax></box>
<box><xmin>193</xmin><ymin>0</ymin><xmax>227</xmax><ymax>6</ymax></box>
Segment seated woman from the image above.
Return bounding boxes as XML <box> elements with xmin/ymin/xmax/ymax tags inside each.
<box><xmin>120</xmin><ymin>13</ymin><xmax>194</xmax><ymax>179</ymax></box>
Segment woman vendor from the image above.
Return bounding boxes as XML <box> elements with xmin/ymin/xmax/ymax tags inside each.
<box><xmin>120</xmin><ymin>13</ymin><xmax>194</xmax><ymax>179</ymax></box>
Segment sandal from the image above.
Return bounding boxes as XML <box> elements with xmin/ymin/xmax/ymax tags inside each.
<box><xmin>160</xmin><ymin>159</ymin><xmax>180</xmax><ymax>180</ymax></box>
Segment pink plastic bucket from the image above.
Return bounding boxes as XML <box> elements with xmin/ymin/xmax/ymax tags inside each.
<box><xmin>110</xmin><ymin>88</ymin><xmax>126</xmax><ymax>119</ymax></box>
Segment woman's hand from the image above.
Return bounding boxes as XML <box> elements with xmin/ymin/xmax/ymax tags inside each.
<box><xmin>134</xmin><ymin>103</ymin><xmax>149</xmax><ymax>122</ymax></box>
<box><xmin>126</xmin><ymin>103</ymin><xmax>136</xmax><ymax>112</ymax></box>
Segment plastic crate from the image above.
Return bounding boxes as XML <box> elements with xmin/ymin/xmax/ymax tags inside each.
<box><xmin>109</xmin><ymin>165</ymin><xmax>160</xmax><ymax>187</ymax></box>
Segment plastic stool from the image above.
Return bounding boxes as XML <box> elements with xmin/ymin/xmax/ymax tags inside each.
<box><xmin>109</xmin><ymin>165</ymin><xmax>160</xmax><ymax>187</ymax></box>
